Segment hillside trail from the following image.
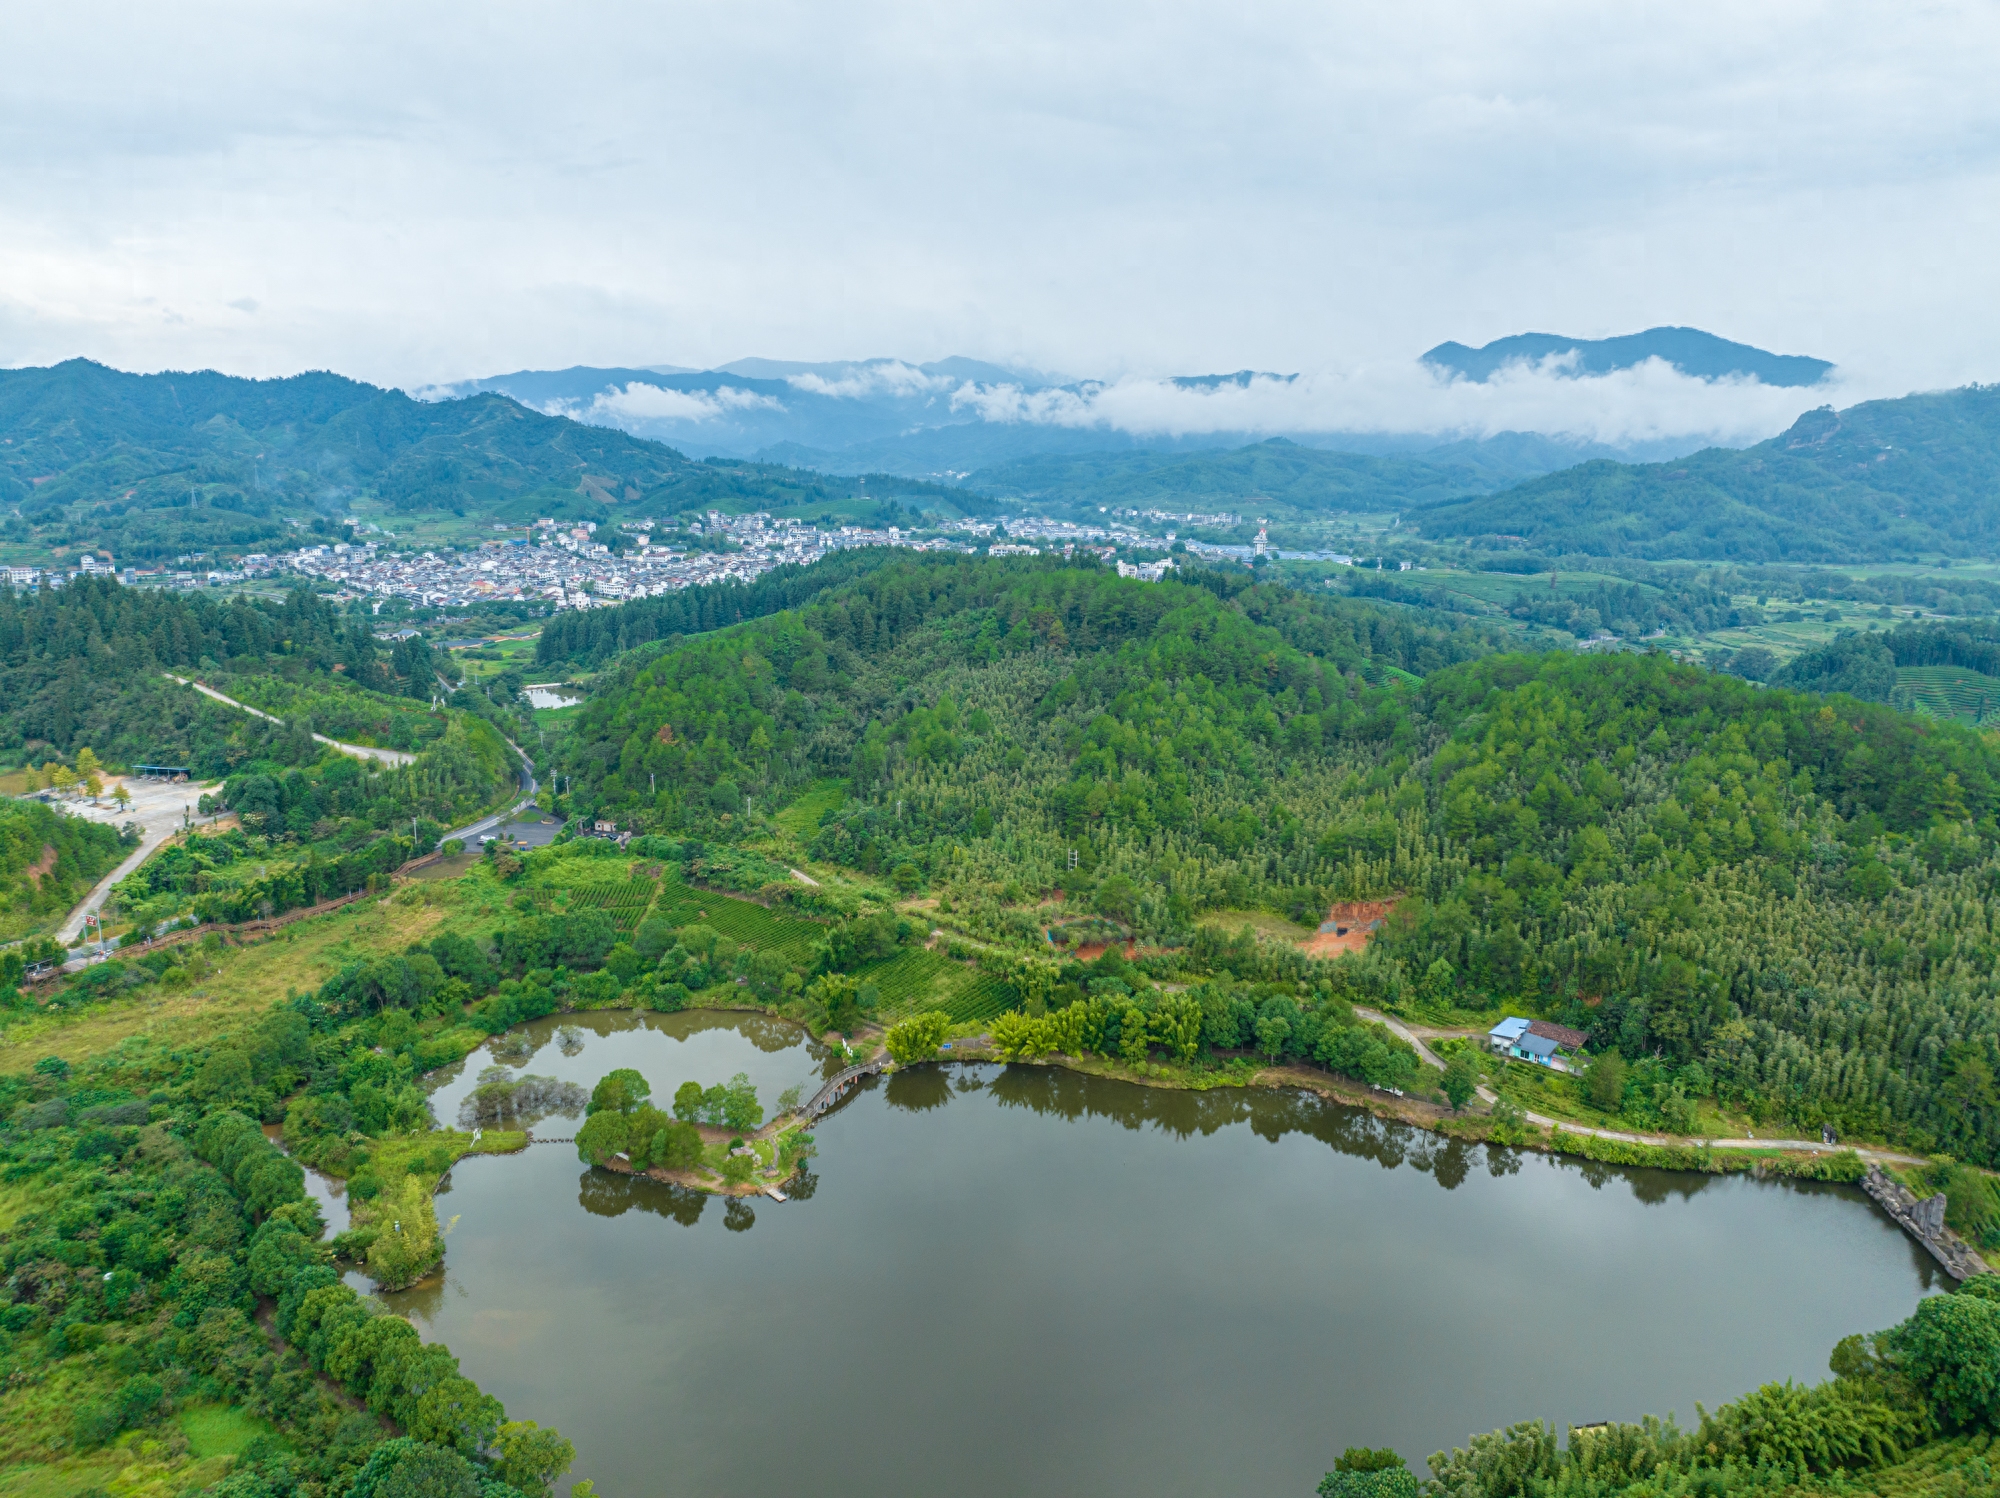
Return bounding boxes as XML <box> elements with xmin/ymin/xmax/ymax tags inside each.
<box><xmin>164</xmin><ymin>674</ymin><xmax>416</xmax><ymax>766</ymax></box>
<box><xmin>1352</xmin><ymin>1006</ymin><xmax>1929</xmax><ymax>1168</ymax></box>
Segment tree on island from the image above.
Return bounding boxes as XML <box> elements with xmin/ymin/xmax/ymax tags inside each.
<box><xmin>578</xmin><ymin>1068</ymin><xmax>701</xmax><ymax>1172</ymax></box>
<box><xmin>585</xmin><ymin>1068</ymin><xmax>651</xmax><ymax>1116</ymax></box>
<box><xmin>671</xmin><ymin>1073</ymin><xmax>762</xmax><ymax>1131</ymax></box>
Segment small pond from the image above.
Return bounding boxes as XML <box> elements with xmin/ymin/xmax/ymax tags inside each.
<box><xmin>381</xmin><ymin>1011</ymin><xmax>1940</xmax><ymax>1498</ymax></box>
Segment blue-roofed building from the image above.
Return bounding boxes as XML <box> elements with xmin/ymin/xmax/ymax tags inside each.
<box><xmin>1489</xmin><ymin>1016</ymin><xmax>1588</xmax><ymax>1071</ymax></box>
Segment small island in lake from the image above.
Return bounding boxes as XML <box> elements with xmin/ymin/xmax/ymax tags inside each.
<box><xmin>573</xmin><ymin>1067</ymin><xmax>817</xmax><ymax>1196</ymax></box>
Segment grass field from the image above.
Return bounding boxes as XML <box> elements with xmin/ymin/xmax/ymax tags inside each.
<box><xmin>178</xmin><ymin>1404</ymin><xmax>286</xmax><ymax>1460</ymax></box>
<box><xmin>773</xmin><ymin>778</ymin><xmax>848</xmax><ymax>841</ymax></box>
<box><xmin>0</xmin><ymin>874</ymin><xmax>512</xmax><ymax>1075</ymax></box>
<box><xmin>1197</xmin><ymin>908</ymin><xmax>1320</xmax><ymax>942</ymax></box>
<box><xmin>1421</xmin><ymin>567</ymin><xmax>1660</xmax><ymax>608</ymax></box>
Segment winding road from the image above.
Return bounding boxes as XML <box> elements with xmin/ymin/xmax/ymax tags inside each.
<box><xmin>1352</xmin><ymin>1006</ymin><xmax>1927</xmax><ymax>1166</ymax></box>
<box><xmin>438</xmin><ymin>727</ymin><xmax>540</xmax><ymax>847</ymax></box>
<box><xmin>164</xmin><ymin>675</ymin><xmax>417</xmax><ymax>766</ymax></box>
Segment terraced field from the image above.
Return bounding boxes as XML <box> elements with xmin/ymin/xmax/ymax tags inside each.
<box><xmin>563</xmin><ymin>876</ymin><xmax>658</xmax><ymax>933</ymax></box>
<box><xmin>652</xmin><ymin>880</ymin><xmax>827</xmax><ymax>962</ymax></box>
<box><xmin>1893</xmin><ymin>665</ymin><xmax>2000</xmax><ymax>723</ymax></box>
<box><xmin>855</xmin><ymin>948</ymin><xmax>1013</xmax><ymax>1024</ymax></box>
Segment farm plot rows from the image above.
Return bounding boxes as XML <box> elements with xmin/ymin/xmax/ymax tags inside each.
<box><xmin>562</xmin><ymin>876</ymin><xmax>658</xmax><ymax>933</ymax></box>
<box><xmin>855</xmin><ymin>948</ymin><xmax>1012</xmax><ymax>1025</ymax></box>
<box><xmin>1895</xmin><ymin>665</ymin><xmax>2000</xmax><ymax>723</ymax></box>
<box><xmin>651</xmin><ymin>880</ymin><xmax>827</xmax><ymax>963</ymax></box>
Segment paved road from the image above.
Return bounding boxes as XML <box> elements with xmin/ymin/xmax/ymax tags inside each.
<box><xmin>53</xmin><ymin>777</ymin><xmax>225</xmax><ymax>944</ymax></box>
<box><xmin>164</xmin><ymin>674</ymin><xmax>416</xmax><ymax>766</ymax></box>
<box><xmin>1352</xmin><ymin>1006</ymin><xmax>1926</xmax><ymax>1166</ymax></box>
<box><xmin>440</xmin><ymin>731</ymin><xmax>540</xmax><ymax>847</ymax></box>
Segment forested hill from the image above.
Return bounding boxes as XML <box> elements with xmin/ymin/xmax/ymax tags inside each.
<box><xmin>0</xmin><ymin>360</ymin><xmax>904</xmax><ymax>563</ymax></box>
<box><xmin>0</xmin><ymin>577</ymin><xmax>522</xmax><ymax>937</ymax></box>
<box><xmin>967</xmin><ymin>437</ymin><xmax>1522</xmax><ymax>512</ymax></box>
<box><xmin>1409</xmin><ymin>383</ymin><xmax>2000</xmax><ymax>561</ymax></box>
<box><xmin>1</xmin><ymin>575</ymin><xmax>519</xmax><ymax>815</ymax></box>
<box><xmin>1773</xmin><ymin>620</ymin><xmax>2000</xmax><ymax>704</ymax></box>
<box><xmin>553</xmin><ymin>553</ymin><xmax>2000</xmax><ymax>1166</ymax></box>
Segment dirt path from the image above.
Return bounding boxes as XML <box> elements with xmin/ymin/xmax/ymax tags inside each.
<box><xmin>1353</xmin><ymin>1006</ymin><xmax>1929</xmax><ymax>1167</ymax></box>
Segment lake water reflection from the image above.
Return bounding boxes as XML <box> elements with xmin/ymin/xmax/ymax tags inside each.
<box><xmin>389</xmin><ymin>1011</ymin><xmax>1941</xmax><ymax>1498</ymax></box>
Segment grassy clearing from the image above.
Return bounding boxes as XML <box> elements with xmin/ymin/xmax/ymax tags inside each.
<box><xmin>772</xmin><ymin>778</ymin><xmax>848</xmax><ymax>841</ymax></box>
<box><xmin>0</xmin><ymin>873</ymin><xmax>515</xmax><ymax>1075</ymax></box>
<box><xmin>0</xmin><ymin>1336</ymin><xmax>139</xmax><ymax>1467</ymax></box>
<box><xmin>177</xmin><ymin>1404</ymin><xmax>285</xmax><ymax>1460</ymax></box>
<box><xmin>1197</xmin><ymin>908</ymin><xmax>1320</xmax><ymax>942</ymax></box>
<box><xmin>1422</xmin><ymin>567</ymin><xmax>1655</xmax><ymax>608</ymax></box>
<box><xmin>530</xmin><ymin>702</ymin><xmax>584</xmax><ymax>730</ymax></box>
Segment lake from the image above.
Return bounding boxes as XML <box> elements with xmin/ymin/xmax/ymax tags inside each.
<box><xmin>386</xmin><ymin>1011</ymin><xmax>1942</xmax><ymax>1498</ymax></box>
<box><xmin>523</xmin><ymin>686</ymin><xmax>582</xmax><ymax>710</ymax></box>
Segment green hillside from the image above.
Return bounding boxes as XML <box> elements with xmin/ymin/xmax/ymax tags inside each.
<box><xmin>968</xmin><ymin>437</ymin><xmax>1508</xmax><ymax>513</ymax></box>
<box><xmin>0</xmin><ymin>798</ymin><xmax>129</xmax><ymax>942</ymax></box>
<box><xmin>1410</xmin><ymin>384</ymin><xmax>2000</xmax><ymax>561</ymax></box>
<box><xmin>548</xmin><ymin>551</ymin><xmax>2000</xmax><ymax>1166</ymax></box>
<box><xmin>0</xmin><ymin>360</ymin><xmax>926</xmax><ymax>563</ymax></box>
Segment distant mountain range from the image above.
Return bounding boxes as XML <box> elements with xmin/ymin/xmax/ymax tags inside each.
<box><xmin>0</xmin><ymin>360</ymin><xmax>934</xmax><ymax>562</ymax></box>
<box><xmin>15</xmin><ymin>336</ymin><xmax>1983</xmax><ymax>572</ymax></box>
<box><xmin>1420</xmin><ymin>327</ymin><xmax>1833</xmax><ymax>387</ymax></box>
<box><xmin>1409</xmin><ymin>385</ymin><xmax>2000</xmax><ymax>561</ymax></box>
<box><xmin>430</xmin><ymin>329</ymin><xmax>1829</xmax><ymax>475</ymax></box>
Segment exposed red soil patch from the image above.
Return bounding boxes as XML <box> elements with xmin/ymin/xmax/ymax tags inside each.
<box><xmin>22</xmin><ymin>844</ymin><xmax>57</xmax><ymax>886</ymax></box>
<box><xmin>1073</xmin><ymin>940</ymin><xmax>1137</xmax><ymax>962</ymax></box>
<box><xmin>1299</xmin><ymin>899</ymin><xmax>1401</xmax><ymax>957</ymax></box>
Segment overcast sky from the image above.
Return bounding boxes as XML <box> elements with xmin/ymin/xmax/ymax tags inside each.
<box><xmin>4</xmin><ymin>0</ymin><xmax>1997</xmax><ymax>430</ymax></box>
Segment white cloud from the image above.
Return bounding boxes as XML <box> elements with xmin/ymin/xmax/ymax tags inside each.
<box><xmin>950</xmin><ymin>357</ymin><xmax>1860</xmax><ymax>447</ymax></box>
<box><xmin>784</xmin><ymin>362</ymin><xmax>953</xmax><ymax>400</ymax></box>
<box><xmin>545</xmin><ymin>382</ymin><xmax>785</xmax><ymax>425</ymax></box>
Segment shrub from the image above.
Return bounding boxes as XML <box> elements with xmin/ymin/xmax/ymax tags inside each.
<box><xmin>885</xmin><ymin>1010</ymin><xmax>950</xmax><ymax>1065</ymax></box>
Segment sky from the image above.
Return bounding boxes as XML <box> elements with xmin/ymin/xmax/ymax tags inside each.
<box><xmin>4</xmin><ymin>0</ymin><xmax>1998</xmax><ymax>442</ymax></box>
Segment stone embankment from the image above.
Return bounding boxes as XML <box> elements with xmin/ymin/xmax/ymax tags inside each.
<box><xmin>1861</xmin><ymin>1166</ymin><xmax>1989</xmax><ymax>1280</ymax></box>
